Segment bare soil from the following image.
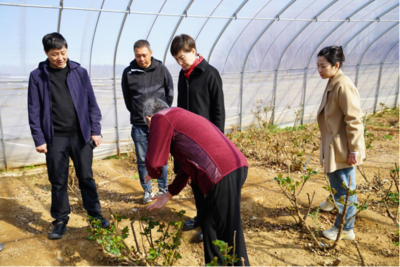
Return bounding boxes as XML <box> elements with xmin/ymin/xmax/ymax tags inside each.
<box><xmin>0</xmin><ymin>127</ymin><xmax>398</xmax><ymax>266</ymax></box>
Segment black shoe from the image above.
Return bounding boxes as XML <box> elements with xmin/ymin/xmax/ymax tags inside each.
<box><xmin>91</xmin><ymin>215</ymin><xmax>110</xmax><ymax>228</ymax></box>
<box><xmin>49</xmin><ymin>221</ymin><xmax>67</xmax><ymax>239</ymax></box>
<box><xmin>183</xmin><ymin>217</ymin><xmax>199</xmax><ymax>231</ymax></box>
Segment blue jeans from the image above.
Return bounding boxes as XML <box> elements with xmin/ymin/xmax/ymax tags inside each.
<box><xmin>327</xmin><ymin>167</ymin><xmax>357</xmax><ymax>230</ymax></box>
<box><xmin>131</xmin><ymin>124</ymin><xmax>168</xmax><ymax>191</ymax></box>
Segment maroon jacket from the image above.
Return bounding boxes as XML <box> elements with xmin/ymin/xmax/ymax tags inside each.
<box><xmin>145</xmin><ymin>107</ymin><xmax>248</xmax><ymax>196</ymax></box>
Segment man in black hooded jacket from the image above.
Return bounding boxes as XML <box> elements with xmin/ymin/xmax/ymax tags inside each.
<box><xmin>121</xmin><ymin>40</ymin><xmax>173</xmax><ymax>204</ymax></box>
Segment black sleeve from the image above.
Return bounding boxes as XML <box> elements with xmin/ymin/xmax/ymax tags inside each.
<box><xmin>208</xmin><ymin>71</ymin><xmax>225</xmax><ymax>133</ymax></box>
<box><xmin>164</xmin><ymin>66</ymin><xmax>174</xmax><ymax>107</ymax></box>
<box><xmin>121</xmin><ymin>69</ymin><xmax>132</xmax><ymax>112</ymax></box>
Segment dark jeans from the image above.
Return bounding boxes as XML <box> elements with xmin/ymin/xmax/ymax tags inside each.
<box><xmin>46</xmin><ymin>135</ymin><xmax>102</xmax><ymax>223</ymax></box>
<box><xmin>131</xmin><ymin>124</ymin><xmax>168</xmax><ymax>191</ymax></box>
<box><xmin>201</xmin><ymin>167</ymin><xmax>250</xmax><ymax>266</ymax></box>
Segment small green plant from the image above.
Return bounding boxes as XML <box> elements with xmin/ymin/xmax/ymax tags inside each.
<box><xmin>87</xmin><ymin>209</ymin><xmax>186</xmax><ymax>266</ymax></box>
<box><xmin>206</xmin><ymin>239</ymin><xmax>241</xmax><ymax>266</ymax></box>
<box><xmin>383</xmin><ymin>133</ymin><xmax>394</xmax><ymax>140</ymax></box>
<box><xmin>391</xmin><ymin>230</ymin><xmax>399</xmax><ymax>246</ymax></box>
<box><xmin>105</xmin><ymin>155</ymin><xmax>120</xmax><ymax>160</ymax></box>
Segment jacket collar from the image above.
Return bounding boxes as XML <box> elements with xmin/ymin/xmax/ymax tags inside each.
<box><xmin>39</xmin><ymin>58</ymin><xmax>79</xmax><ymax>72</ymax></box>
<box><xmin>326</xmin><ymin>69</ymin><xmax>344</xmax><ymax>92</ymax></box>
<box><xmin>129</xmin><ymin>57</ymin><xmax>160</xmax><ymax>72</ymax></box>
<box><xmin>179</xmin><ymin>58</ymin><xmax>208</xmax><ymax>75</ymax></box>
<box><xmin>317</xmin><ymin>69</ymin><xmax>344</xmax><ymax>115</ymax></box>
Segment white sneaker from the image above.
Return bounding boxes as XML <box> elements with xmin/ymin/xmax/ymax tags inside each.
<box><xmin>319</xmin><ymin>200</ymin><xmax>336</xmax><ymax>211</ymax></box>
<box><xmin>142</xmin><ymin>190</ymin><xmax>154</xmax><ymax>204</ymax></box>
<box><xmin>322</xmin><ymin>226</ymin><xmax>355</xmax><ymax>240</ymax></box>
<box><xmin>156</xmin><ymin>187</ymin><xmax>168</xmax><ymax>196</ymax></box>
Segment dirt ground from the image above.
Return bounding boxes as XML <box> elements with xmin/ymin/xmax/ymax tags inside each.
<box><xmin>0</xmin><ymin>127</ymin><xmax>399</xmax><ymax>266</ymax></box>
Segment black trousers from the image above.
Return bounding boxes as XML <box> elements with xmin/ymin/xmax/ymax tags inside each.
<box><xmin>46</xmin><ymin>135</ymin><xmax>102</xmax><ymax>223</ymax></box>
<box><xmin>190</xmin><ymin>181</ymin><xmax>205</xmax><ymax>219</ymax></box>
<box><xmin>200</xmin><ymin>167</ymin><xmax>250</xmax><ymax>266</ymax></box>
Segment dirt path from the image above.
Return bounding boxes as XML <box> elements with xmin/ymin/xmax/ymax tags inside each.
<box><xmin>0</xmin><ymin>129</ymin><xmax>399</xmax><ymax>266</ymax></box>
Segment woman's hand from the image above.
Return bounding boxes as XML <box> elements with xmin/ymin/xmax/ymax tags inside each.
<box><xmin>348</xmin><ymin>152</ymin><xmax>358</xmax><ymax>165</ymax></box>
<box><xmin>146</xmin><ymin>192</ymin><xmax>173</xmax><ymax>211</ymax></box>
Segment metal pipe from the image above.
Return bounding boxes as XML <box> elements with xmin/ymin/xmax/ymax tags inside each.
<box><xmin>146</xmin><ymin>0</ymin><xmax>167</xmax><ymax>40</ymax></box>
<box><xmin>57</xmin><ymin>0</ymin><xmax>63</xmax><ymax>33</ymax></box>
<box><xmin>373</xmin><ymin>40</ymin><xmax>399</xmax><ymax>112</ymax></box>
<box><xmin>113</xmin><ymin>0</ymin><xmax>134</xmax><ymax>157</ymax></box>
<box><xmin>0</xmin><ymin>2</ymin><xmax>398</xmax><ymax>22</ymax></box>
<box><xmin>395</xmin><ymin>77</ymin><xmax>399</xmax><ymax>108</ymax></box>
<box><xmin>343</xmin><ymin>3</ymin><xmax>399</xmax><ymax>63</ymax></box>
<box><xmin>221</xmin><ymin>0</ymin><xmax>273</xmax><ymax>74</ymax></box>
<box><xmin>0</xmin><ymin>110</ymin><xmax>7</xmax><ymax>170</ymax></box>
<box><xmin>238</xmin><ymin>0</ymin><xmax>296</xmax><ymax>129</ymax></box>
<box><xmin>162</xmin><ymin>0</ymin><xmax>195</xmax><ymax>65</ymax></box>
<box><xmin>354</xmin><ymin>22</ymin><xmax>399</xmax><ymax>89</ymax></box>
<box><xmin>194</xmin><ymin>0</ymin><xmax>223</xmax><ymax>41</ymax></box>
<box><xmin>89</xmin><ymin>0</ymin><xmax>105</xmax><ymax>78</ymax></box>
<box><xmin>207</xmin><ymin>0</ymin><xmax>248</xmax><ymax>62</ymax></box>
<box><xmin>300</xmin><ymin>0</ymin><xmax>376</xmax><ymax>124</ymax></box>
<box><xmin>272</xmin><ymin>0</ymin><xmax>338</xmax><ymax>124</ymax></box>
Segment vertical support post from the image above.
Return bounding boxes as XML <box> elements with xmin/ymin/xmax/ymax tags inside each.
<box><xmin>354</xmin><ymin>64</ymin><xmax>360</xmax><ymax>87</ymax></box>
<box><xmin>239</xmin><ymin>71</ymin><xmax>244</xmax><ymax>130</ymax></box>
<box><xmin>271</xmin><ymin>69</ymin><xmax>278</xmax><ymax>124</ymax></box>
<box><xmin>395</xmin><ymin>77</ymin><xmax>399</xmax><ymax>108</ymax></box>
<box><xmin>374</xmin><ymin>62</ymin><xmax>384</xmax><ymax>113</ymax></box>
<box><xmin>0</xmin><ymin>110</ymin><xmax>8</xmax><ymax>170</ymax></box>
<box><xmin>57</xmin><ymin>0</ymin><xmax>63</xmax><ymax>33</ymax></box>
<box><xmin>113</xmin><ymin>0</ymin><xmax>134</xmax><ymax>157</ymax></box>
<box><xmin>300</xmin><ymin>67</ymin><xmax>308</xmax><ymax>125</ymax></box>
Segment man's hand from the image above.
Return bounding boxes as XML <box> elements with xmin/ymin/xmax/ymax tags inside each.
<box><xmin>146</xmin><ymin>192</ymin><xmax>173</xmax><ymax>211</ymax></box>
<box><xmin>347</xmin><ymin>152</ymin><xmax>358</xmax><ymax>165</ymax></box>
<box><xmin>91</xmin><ymin>135</ymin><xmax>102</xmax><ymax>147</ymax></box>
<box><xmin>36</xmin><ymin>143</ymin><xmax>47</xmax><ymax>153</ymax></box>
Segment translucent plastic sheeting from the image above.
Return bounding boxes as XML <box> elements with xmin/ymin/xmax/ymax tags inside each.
<box><xmin>0</xmin><ymin>0</ymin><xmax>398</xmax><ymax>169</ymax></box>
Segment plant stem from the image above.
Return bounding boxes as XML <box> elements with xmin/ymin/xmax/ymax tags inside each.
<box><xmin>353</xmin><ymin>241</ymin><xmax>366</xmax><ymax>266</ymax></box>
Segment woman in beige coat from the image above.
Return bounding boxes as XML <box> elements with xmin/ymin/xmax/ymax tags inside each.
<box><xmin>316</xmin><ymin>46</ymin><xmax>366</xmax><ymax>241</ymax></box>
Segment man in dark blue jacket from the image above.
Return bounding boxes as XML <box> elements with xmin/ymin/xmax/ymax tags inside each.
<box><xmin>28</xmin><ymin>32</ymin><xmax>109</xmax><ymax>240</ymax></box>
<box><xmin>121</xmin><ymin>40</ymin><xmax>173</xmax><ymax>204</ymax></box>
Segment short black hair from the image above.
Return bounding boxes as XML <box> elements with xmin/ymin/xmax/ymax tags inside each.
<box><xmin>317</xmin><ymin>45</ymin><xmax>345</xmax><ymax>68</ymax></box>
<box><xmin>134</xmin><ymin>40</ymin><xmax>151</xmax><ymax>51</ymax></box>
<box><xmin>42</xmin><ymin>32</ymin><xmax>68</xmax><ymax>52</ymax></box>
<box><xmin>170</xmin><ymin>34</ymin><xmax>196</xmax><ymax>57</ymax></box>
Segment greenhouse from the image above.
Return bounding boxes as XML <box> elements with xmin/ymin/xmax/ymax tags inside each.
<box><xmin>0</xmin><ymin>1</ymin><xmax>398</xmax><ymax>168</ymax></box>
<box><xmin>0</xmin><ymin>1</ymin><xmax>399</xmax><ymax>266</ymax></box>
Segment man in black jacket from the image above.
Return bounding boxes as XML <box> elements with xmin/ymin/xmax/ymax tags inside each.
<box><xmin>121</xmin><ymin>40</ymin><xmax>174</xmax><ymax>204</ymax></box>
<box><xmin>170</xmin><ymin>34</ymin><xmax>225</xmax><ymax>242</ymax></box>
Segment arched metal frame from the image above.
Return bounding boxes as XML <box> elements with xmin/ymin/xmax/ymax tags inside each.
<box><xmin>354</xmin><ymin>22</ymin><xmax>399</xmax><ymax>87</ymax></box>
<box><xmin>283</xmin><ymin>0</ymin><xmax>359</xmax><ymax>93</ymax></box>
<box><xmin>270</xmin><ymin>0</ymin><xmax>339</xmax><ymax>124</ymax></box>
<box><xmin>220</xmin><ymin>0</ymin><xmax>273</xmax><ymax>74</ymax></box>
<box><xmin>0</xmin><ymin>2</ymin><xmax>397</xmax><ymax>22</ymax></box>
<box><xmin>146</xmin><ymin>0</ymin><xmax>168</xmax><ymax>41</ymax></box>
<box><xmin>89</xmin><ymin>0</ymin><xmax>105</xmax><ymax>77</ymax></box>
<box><xmin>112</xmin><ymin>0</ymin><xmax>134</xmax><ymax>156</ymax></box>
<box><xmin>0</xmin><ymin>110</ymin><xmax>7</xmax><ymax>170</ymax></box>
<box><xmin>395</xmin><ymin>77</ymin><xmax>400</xmax><ymax>107</ymax></box>
<box><xmin>374</xmin><ymin>40</ymin><xmax>399</xmax><ymax>112</ymax></box>
<box><xmin>345</xmin><ymin>5</ymin><xmax>399</xmax><ymax>76</ymax></box>
<box><xmin>341</xmin><ymin>3</ymin><xmax>398</xmax><ymax>48</ymax></box>
<box><xmin>238</xmin><ymin>0</ymin><xmax>296</xmax><ymax>129</ymax></box>
<box><xmin>299</xmin><ymin>0</ymin><xmax>376</xmax><ymax>124</ymax></box>
<box><xmin>194</xmin><ymin>0</ymin><xmax>223</xmax><ymax>41</ymax></box>
<box><xmin>207</xmin><ymin>0</ymin><xmax>249</xmax><ymax>62</ymax></box>
<box><xmin>57</xmin><ymin>0</ymin><xmax>63</xmax><ymax>32</ymax></box>
<box><xmin>162</xmin><ymin>0</ymin><xmax>195</xmax><ymax>65</ymax></box>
